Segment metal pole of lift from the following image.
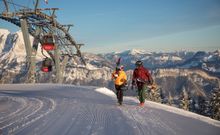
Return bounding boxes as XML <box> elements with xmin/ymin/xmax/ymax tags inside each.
<box><xmin>20</xmin><ymin>18</ymin><xmax>36</xmax><ymax>83</ymax></box>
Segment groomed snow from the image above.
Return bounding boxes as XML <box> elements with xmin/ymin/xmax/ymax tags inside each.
<box><xmin>0</xmin><ymin>84</ymin><xmax>219</xmax><ymax>135</ymax></box>
<box><xmin>96</xmin><ymin>88</ymin><xmax>220</xmax><ymax>128</ymax></box>
<box><xmin>95</xmin><ymin>87</ymin><xmax>115</xmax><ymax>97</ymax></box>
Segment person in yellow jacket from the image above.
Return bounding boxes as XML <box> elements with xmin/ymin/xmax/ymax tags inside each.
<box><xmin>112</xmin><ymin>66</ymin><xmax>127</xmax><ymax>105</ymax></box>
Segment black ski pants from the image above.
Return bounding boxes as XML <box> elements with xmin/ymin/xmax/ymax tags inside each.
<box><xmin>115</xmin><ymin>85</ymin><xmax>123</xmax><ymax>104</ymax></box>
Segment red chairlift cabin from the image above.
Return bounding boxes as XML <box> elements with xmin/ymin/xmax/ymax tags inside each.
<box><xmin>42</xmin><ymin>34</ymin><xmax>55</xmax><ymax>51</ymax></box>
<box><xmin>41</xmin><ymin>58</ymin><xmax>53</xmax><ymax>72</ymax></box>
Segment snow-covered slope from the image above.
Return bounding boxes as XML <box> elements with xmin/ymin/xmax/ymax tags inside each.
<box><xmin>0</xmin><ymin>84</ymin><xmax>219</xmax><ymax>135</ymax></box>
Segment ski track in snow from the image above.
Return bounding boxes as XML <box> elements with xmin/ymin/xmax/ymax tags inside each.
<box><xmin>0</xmin><ymin>84</ymin><xmax>219</xmax><ymax>135</ymax></box>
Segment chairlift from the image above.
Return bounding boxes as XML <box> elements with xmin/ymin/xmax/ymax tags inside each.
<box><xmin>41</xmin><ymin>58</ymin><xmax>53</xmax><ymax>72</ymax></box>
<box><xmin>42</xmin><ymin>34</ymin><xmax>55</xmax><ymax>51</ymax></box>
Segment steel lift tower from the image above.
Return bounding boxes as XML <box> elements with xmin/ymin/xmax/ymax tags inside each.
<box><xmin>0</xmin><ymin>0</ymin><xmax>86</xmax><ymax>83</ymax></box>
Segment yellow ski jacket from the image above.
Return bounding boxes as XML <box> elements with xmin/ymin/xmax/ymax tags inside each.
<box><xmin>112</xmin><ymin>70</ymin><xmax>127</xmax><ymax>86</ymax></box>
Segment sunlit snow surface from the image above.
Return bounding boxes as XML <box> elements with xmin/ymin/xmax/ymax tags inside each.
<box><xmin>0</xmin><ymin>84</ymin><xmax>219</xmax><ymax>135</ymax></box>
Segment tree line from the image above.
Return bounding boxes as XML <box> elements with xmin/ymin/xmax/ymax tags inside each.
<box><xmin>145</xmin><ymin>86</ymin><xmax>220</xmax><ymax>121</ymax></box>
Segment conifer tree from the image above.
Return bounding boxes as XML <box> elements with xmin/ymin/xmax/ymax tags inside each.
<box><xmin>210</xmin><ymin>88</ymin><xmax>220</xmax><ymax>120</ymax></box>
<box><xmin>160</xmin><ymin>89</ymin><xmax>166</xmax><ymax>104</ymax></box>
<box><xmin>151</xmin><ymin>85</ymin><xmax>162</xmax><ymax>103</ymax></box>
<box><xmin>168</xmin><ymin>92</ymin><xmax>173</xmax><ymax>106</ymax></box>
<box><xmin>179</xmin><ymin>87</ymin><xmax>189</xmax><ymax>110</ymax></box>
<box><xmin>197</xmin><ymin>96</ymin><xmax>206</xmax><ymax>115</ymax></box>
<box><xmin>145</xmin><ymin>86</ymin><xmax>152</xmax><ymax>101</ymax></box>
<box><xmin>197</xmin><ymin>96</ymin><xmax>211</xmax><ymax>116</ymax></box>
<box><xmin>189</xmin><ymin>96</ymin><xmax>196</xmax><ymax>112</ymax></box>
<box><xmin>145</xmin><ymin>84</ymin><xmax>161</xmax><ymax>103</ymax></box>
<box><xmin>204</xmin><ymin>100</ymin><xmax>212</xmax><ymax>117</ymax></box>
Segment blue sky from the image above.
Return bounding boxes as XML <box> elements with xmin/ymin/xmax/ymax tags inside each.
<box><xmin>0</xmin><ymin>0</ymin><xmax>220</xmax><ymax>53</ymax></box>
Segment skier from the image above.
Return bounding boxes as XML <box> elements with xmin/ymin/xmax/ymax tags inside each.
<box><xmin>132</xmin><ymin>60</ymin><xmax>153</xmax><ymax>106</ymax></box>
<box><xmin>112</xmin><ymin>65</ymin><xmax>127</xmax><ymax>105</ymax></box>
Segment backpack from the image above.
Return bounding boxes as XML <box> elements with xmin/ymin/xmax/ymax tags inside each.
<box><xmin>135</xmin><ymin>66</ymin><xmax>152</xmax><ymax>84</ymax></box>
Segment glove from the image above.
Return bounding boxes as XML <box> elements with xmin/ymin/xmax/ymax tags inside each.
<box><xmin>114</xmin><ymin>74</ymin><xmax>119</xmax><ymax>78</ymax></box>
<box><xmin>132</xmin><ymin>80</ymin><xmax>136</xmax><ymax>85</ymax></box>
<box><xmin>121</xmin><ymin>83</ymin><xmax>128</xmax><ymax>91</ymax></box>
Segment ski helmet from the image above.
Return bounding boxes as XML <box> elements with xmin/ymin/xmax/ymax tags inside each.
<box><xmin>135</xmin><ymin>60</ymin><xmax>143</xmax><ymax>66</ymax></box>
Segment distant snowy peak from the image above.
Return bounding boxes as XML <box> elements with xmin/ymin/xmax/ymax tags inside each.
<box><xmin>0</xmin><ymin>29</ymin><xmax>49</xmax><ymax>63</ymax></box>
<box><xmin>129</xmin><ymin>49</ymin><xmax>150</xmax><ymax>55</ymax></box>
<box><xmin>0</xmin><ymin>29</ymin><xmax>10</xmax><ymax>36</ymax></box>
<box><xmin>213</xmin><ymin>49</ymin><xmax>220</xmax><ymax>57</ymax></box>
<box><xmin>0</xmin><ymin>29</ymin><xmax>10</xmax><ymax>53</ymax></box>
<box><xmin>0</xmin><ymin>30</ymin><xmax>27</xmax><ymax>63</ymax></box>
<box><xmin>112</xmin><ymin>49</ymin><xmax>151</xmax><ymax>56</ymax></box>
<box><xmin>154</xmin><ymin>55</ymin><xmax>182</xmax><ymax>61</ymax></box>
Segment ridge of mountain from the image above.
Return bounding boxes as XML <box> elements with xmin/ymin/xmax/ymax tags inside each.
<box><xmin>0</xmin><ymin>28</ymin><xmax>219</xmax><ymax>100</ymax></box>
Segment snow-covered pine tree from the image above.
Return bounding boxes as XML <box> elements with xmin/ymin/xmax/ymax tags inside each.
<box><xmin>210</xmin><ymin>88</ymin><xmax>220</xmax><ymax>120</ymax></box>
<box><xmin>203</xmin><ymin>100</ymin><xmax>212</xmax><ymax>117</ymax></box>
<box><xmin>168</xmin><ymin>91</ymin><xmax>173</xmax><ymax>106</ymax></box>
<box><xmin>189</xmin><ymin>96</ymin><xmax>196</xmax><ymax>112</ymax></box>
<box><xmin>145</xmin><ymin>83</ymin><xmax>161</xmax><ymax>103</ymax></box>
<box><xmin>145</xmin><ymin>86</ymin><xmax>152</xmax><ymax>101</ymax></box>
<box><xmin>197</xmin><ymin>96</ymin><xmax>207</xmax><ymax>116</ymax></box>
<box><xmin>156</xmin><ymin>88</ymin><xmax>162</xmax><ymax>103</ymax></box>
<box><xmin>179</xmin><ymin>87</ymin><xmax>189</xmax><ymax>110</ymax></box>
<box><xmin>160</xmin><ymin>89</ymin><xmax>166</xmax><ymax>104</ymax></box>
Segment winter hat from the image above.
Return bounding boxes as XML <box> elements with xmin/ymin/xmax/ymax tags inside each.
<box><xmin>120</xmin><ymin>65</ymin><xmax>124</xmax><ymax>70</ymax></box>
<box><xmin>135</xmin><ymin>60</ymin><xmax>143</xmax><ymax>66</ymax></box>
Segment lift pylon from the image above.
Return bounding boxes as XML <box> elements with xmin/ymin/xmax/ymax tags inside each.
<box><xmin>0</xmin><ymin>0</ymin><xmax>86</xmax><ymax>83</ymax></box>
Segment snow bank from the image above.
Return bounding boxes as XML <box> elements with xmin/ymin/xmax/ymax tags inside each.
<box><xmin>95</xmin><ymin>87</ymin><xmax>115</xmax><ymax>97</ymax></box>
<box><xmin>117</xmin><ymin>96</ymin><xmax>220</xmax><ymax>127</ymax></box>
<box><xmin>146</xmin><ymin>100</ymin><xmax>220</xmax><ymax>127</ymax></box>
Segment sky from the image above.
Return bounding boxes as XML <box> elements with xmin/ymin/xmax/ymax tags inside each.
<box><xmin>0</xmin><ymin>0</ymin><xmax>220</xmax><ymax>53</ymax></box>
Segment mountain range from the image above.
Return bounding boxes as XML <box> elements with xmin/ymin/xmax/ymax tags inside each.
<box><xmin>0</xmin><ymin>29</ymin><xmax>219</xmax><ymax>101</ymax></box>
